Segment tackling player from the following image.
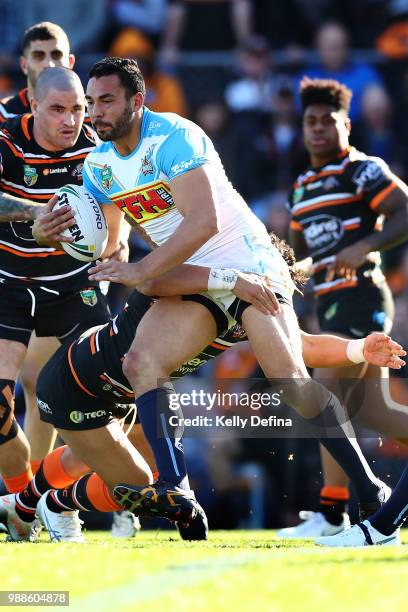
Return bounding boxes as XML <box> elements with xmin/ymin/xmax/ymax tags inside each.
<box><xmin>0</xmin><ymin>245</ymin><xmax>404</xmax><ymax>541</ymax></box>
<box><xmin>284</xmin><ymin>78</ymin><xmax>408</xmax><ymax>538</ymax></box>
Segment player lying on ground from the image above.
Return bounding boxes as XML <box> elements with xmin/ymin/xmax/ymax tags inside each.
<box><xmin>316</xmin><ymin>462</ymin><xmax>408</xmax><ymax>547</ymax></box>
<box><xmin>0</xmin><ymin>258</ymin><xmax>404</xmax><ymax>541</ymax></box>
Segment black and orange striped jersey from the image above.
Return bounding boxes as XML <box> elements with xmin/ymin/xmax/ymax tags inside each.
<box><xmin>68</xmin><ymin>290</ymin><xmax>242</xmax><ymax>403</ymax></box>
<box><xmin>0</xmin><ymin>113</ymin><xmax>96</xmax><ymax>287</ymax></box>
<box><xmin>0</xmin><ymin>87</ymin><xmax>92</xmax><ymax>124</ymax></box>
<box><xmin>287</xmin><ymin>147</ymin><xmax>397</xmax><ymax>298</ymax></box>
<box><xmin>0</xmin><ymin>88</ymin><xmax>30</xmax><ymax>122</ymax></box>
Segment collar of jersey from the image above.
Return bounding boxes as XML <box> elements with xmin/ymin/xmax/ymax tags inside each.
<box><xmin>310</xmin><ymin>146</ymin><xmax>353</xmax><ymax>172</ymax></box>
<box><xmin>112</xmin><ymin>106</ymin><xmax>150</xmax><ymax>160</ymax></box>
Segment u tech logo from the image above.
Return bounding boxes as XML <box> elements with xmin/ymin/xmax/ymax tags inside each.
<box><xmin>69</xmin><ymin>410</ymin><xmax>106</xmax><ymax>423</ymax></box>
<box><xmin>112</xmin><ymin>181</ymin><xmax>175</xmax><ymax>224</ymax></box>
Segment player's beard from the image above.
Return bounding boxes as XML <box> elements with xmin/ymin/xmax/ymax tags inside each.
<box><xmin>95</xmin><ymin>104</ymin><xmax>133</xmax><ymax>142</ymax></box>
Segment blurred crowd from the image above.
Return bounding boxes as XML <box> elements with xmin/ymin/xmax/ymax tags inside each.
<box><xmin>2</xmin><ymin>0</ymin><xmax>408</xmax><ymax>528</ymax></box>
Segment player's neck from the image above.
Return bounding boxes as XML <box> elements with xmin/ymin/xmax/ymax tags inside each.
<box><xmin>310</xmin><ymin>147</ymin><xmax>346</xmax><ymax>169</ymax></box>
<box><xmin>32</xmin><ymin>122</ymin><xmax>64</xmax><ymax>152</ymax></box>
<box><xmin>113</xmin><ymin>112</ymin><xmax>142</xmax><ymax>157</ymax></box>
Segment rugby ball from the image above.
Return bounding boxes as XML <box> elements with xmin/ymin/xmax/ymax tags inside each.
<box><xmin>53</xmin><ymin>184</ymin><xmax>108</xmax><ymax>261</ymax></box>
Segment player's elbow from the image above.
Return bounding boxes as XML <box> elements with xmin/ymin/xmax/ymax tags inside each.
<box><xmin>200</xmin><ymin>212</ymin><xmax>220</xmax><ymax>240</ymax></box>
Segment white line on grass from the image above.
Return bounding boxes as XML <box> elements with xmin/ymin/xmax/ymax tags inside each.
<box><xmin>71</xmin><ymin>552</ymin><xmax>259</xmax><ymax>610</ymax></box>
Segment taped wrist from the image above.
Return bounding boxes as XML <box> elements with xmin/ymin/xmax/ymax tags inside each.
<box><xmin>346</xmin><ymin>339</ymin><xmax>366</xmax><ymax>364</ymax></box>
<box><xmin>208</xmin><ymin>268</ymin><xmax>239</xmax><ymax>291</ymax></box>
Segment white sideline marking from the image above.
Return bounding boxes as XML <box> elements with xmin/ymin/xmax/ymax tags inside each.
<box><xmin>71</xmin><ymin>553</ymin><xmax>258</xmax><ymax>610</ymax></box>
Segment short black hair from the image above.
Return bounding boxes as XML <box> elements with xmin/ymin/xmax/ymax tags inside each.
<box><xmin>88</xmin><ymin>57</ymin><xmax>145</xmax><ymax>98</ymax></box>
<box><xmin>300</xmin><ymin>77</ymin><xmax>352</xmax><ymax>115</ymax></box>
<box><xmin>22</xmin><ymin>22</ymin><xmax>70</xmax><ymax>55</ymax></box>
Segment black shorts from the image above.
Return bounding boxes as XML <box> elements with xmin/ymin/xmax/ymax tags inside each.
<box><xmin>0</xmin><ymin>283</ymin><xmax>110</xmax><ymax>345</ymax></box>
<box><xmin>317</xmin><ymin>281</ymin><xmax>394</xmax><ymax>339</ymax></box>
<box><xmin>37</xmin><ymin>342</ymin><xmax>133</xmax><ymax>430</ymax></box>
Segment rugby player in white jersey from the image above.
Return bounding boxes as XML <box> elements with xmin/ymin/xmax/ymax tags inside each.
<box><xmin>83</xmin><ymin>58</ymin><xmax>390</xmax><ymax>521</ymax></box>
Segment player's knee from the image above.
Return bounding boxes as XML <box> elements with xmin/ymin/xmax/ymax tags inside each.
<box><xmin>0</xmin><ymin>379</ymin><xmax>17</xmax><ymax>445</ymax></box>
<box><xmin>19</xmin><ymin>364</ymin><xmax>39</xmax><ymax>396</ymax></box>
<box><xmin>122</xmin><ymin>350</ymin><xmax>156</xmax><ymax>384</ymax></box>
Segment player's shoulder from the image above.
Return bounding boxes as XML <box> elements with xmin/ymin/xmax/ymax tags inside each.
<box><xmin>346</xmin><ymin>148</ymin><xmax>392</xmax><ymax>189</ymax></box>
<box><xmin>0</xmin><ymin>89</ymin><xmax>28</xmax><ymax>120</ymax></box>
<box><xmin>144</xmin><ymin>107</ymin><xmax>205</xmax><ymax>142</ymax></box>
<box><xmin>346</xmin><ymin>147</ymin><xmax>389</xmax><ymax>171</ymax></box>
<box><xmin>0</xmin><ymin>114</ymin><xmax>29</xmax><ymax>148</ymax></box>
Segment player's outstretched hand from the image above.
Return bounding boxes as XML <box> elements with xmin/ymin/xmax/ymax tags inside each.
<box><xmin>363</xmin><ymin>332</ymin><xmax>406</xmax><ymax>369</ymax></box>
<box><xmin>233</xmin><ymin>272</ymin><xmax>281</xmax><ymax>316</ymax></box>
<box><xmin>32</xmin><ymin>195</ymin><xmax>75</xmax><ymax>247</ymax></box>
<box><xmin>88</xmin><ymin>259</ymin><xmax>143</xmax><ymax>286</ymax></box>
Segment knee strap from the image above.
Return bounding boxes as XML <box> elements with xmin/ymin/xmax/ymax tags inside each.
<box><xmin>0</xmin><ymin>380</ymin><xmax>18</xmax><ymax>444</ymax></box>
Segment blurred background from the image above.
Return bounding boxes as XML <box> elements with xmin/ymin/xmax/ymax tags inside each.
<box><xmin>2</xmin><ymin>0</ymin><xmax>408</xmax><ymax>529</ymax></box>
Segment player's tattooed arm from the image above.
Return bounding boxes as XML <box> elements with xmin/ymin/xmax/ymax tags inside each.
<box><xmin>0</xmin><ymin>191</ymin><xmax>44</xmax><ymax>222</ymax></box>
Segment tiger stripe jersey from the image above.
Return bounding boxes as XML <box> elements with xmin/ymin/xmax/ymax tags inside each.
<box><xmin>0</xmin><ymin>88</ymin><xmax>31</xmax><ymax>122</ymax></box>
<box><xmin>287</xmin><ymin>147</ymin><xmax>398</xmax><ymax>297</ymax></box>
<box><xmin>0</xmin><ymin>87</ymin><xmax>92</xmax><ymax>124</ymax></box>
<box><xmin>69</xmin><ymin>290</ymin><xmax>245</xmax><ymax>402</ymax></box>
<box><xmin>0</xmin><ymin>114</ymin><xmax>96</xmax><ymax>287</ymax></box>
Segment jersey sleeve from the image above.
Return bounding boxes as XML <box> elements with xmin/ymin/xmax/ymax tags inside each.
<box><xmin>351</xmin><ymin>158</ymin><xmax>398</xmax><ymax>210</ymax></box>
<box><xmin>159</xmin><ymin>128</ymin><xmax>212</xmax><ymax>180</ymax></box>
<box><xmin>82</xmin><ymin>157</ymin><xmax>112</xmax><ymax>204</ymax></box>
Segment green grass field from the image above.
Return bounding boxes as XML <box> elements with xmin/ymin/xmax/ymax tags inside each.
<box><xmin>1</xmin><ymin>530</ymin><xmax>407</xmax><ymax>611</ymax></box>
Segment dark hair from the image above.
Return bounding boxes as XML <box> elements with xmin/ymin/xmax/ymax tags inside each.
<box><xmin>300</xmin><ymin>77</ymin><xmax>352</xmax><ymax>115</ymax></box>
<box><xmin>270</xmin><ymin>232</ymin><xmax>306</xmax><ymax>287</ymax></box>
<box><xmin>22</xmin><ymin>22</ymin><xmax>69</xmax><ymax>55</ymax></box>
<box><xmin>89</xmin><ymin>57</ymin><xmax>145</xmax><ymax>98</ymax></box>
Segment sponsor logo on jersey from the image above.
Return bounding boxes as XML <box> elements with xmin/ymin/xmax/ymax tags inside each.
<box><xmin>71</xmin><ymin>162</ymin><xmax>84</xmax><ymax>179</ymax></box>
<box><xmin>292</xmin><ymin>185</ymin><xmax>305</xmax><ymax>203</ymax></box>
<box><xmin>303</xmin><ymin>214</ymin><xmax>344</xmax><ymax>256</ymax></box>
<box><xmin>140</xmin><ymin>144</ymin><xmax>156</xmax><ymax>175</ymax></box>
<box><xmin>352</xmin><ymin>161</ymin><xmax>384</xmax><ymax>193</ymax></box>
<box><xmin>70</xmin><ymin>409</ymin><xmax>106</xmax><ymax>423</ymax></box>
<box><xmin>101</xmin><ymin>164</ymin><xmax>113</xmax><ymax>190</ymax></box>
<box><xmin>80</xmin><ymin>288</ymin><xmax>98</xmax><ymax>307</ymax></box>
<box><xmin>42</xmin><ymin>167</ymin><xmax>68</xmax><ymax>175</ymax></box>
<box><xmin>70</xmin><ymin>410</ymin><xmax>84</xmax><ymax>423</ymax></box>
<box><xmin>23</xmin><ymin>165</ymin><xmax>38</xmax><ymax>186</ymax></box>
<box><xmin>113</xmin><ymin>181</ymin><xmax>175</xmax><ymax>223</ymax></box>
<box><xmin>37</xmin><ymin>398</ymin><xmax>52</xmax><ymax>414</ymax></box>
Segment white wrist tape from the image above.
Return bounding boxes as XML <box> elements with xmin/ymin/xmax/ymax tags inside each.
<box><xmin>346</xmin><ymin>338</ymin><xmax>366</xmax><ymax>364</ymax></box>
<box><xmin>208</xmin><ymin>268</ymin><xmax>239</xmax><ymax>291</ymax></box>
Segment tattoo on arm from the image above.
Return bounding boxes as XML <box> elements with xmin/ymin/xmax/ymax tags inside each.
<box><xmin>0</xmin><ymin>192</ymin><xmax>38</xmax><ymax>222</ymax></box>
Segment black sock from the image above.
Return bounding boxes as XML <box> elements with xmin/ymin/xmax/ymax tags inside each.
<box><xmin>307</xmin><ymin>393</ymin><xmax>382</xmax><ymax>505</ymax></box>
<box><xmin>46</xmin><ymin>474</ymin><xmax>96</xmax><ymax>513</ymax></box>
<box><xmin>136</xmin><ymin>387</ymin><xmax>189</xmax><ymax>490</ymax></box>
<box><xmin>369</xmin><ymin>465</ymin><xmax>408</xmax><ymax>535</ymax></box>
<box><xmin>15</xmin><ymin>462</ymin><xmax>53</xmax><ymax>522</ymax></box>
<box><xmin>318</xmin><ymin>486</ymin><xmax>349</xmax><ymax>526</ymax></box>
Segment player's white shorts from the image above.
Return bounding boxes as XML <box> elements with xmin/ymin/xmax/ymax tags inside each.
<box><xmin>187</xmin><ymin>233</ymin><xmax>295</xmax><ymax>328</ymax></box>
